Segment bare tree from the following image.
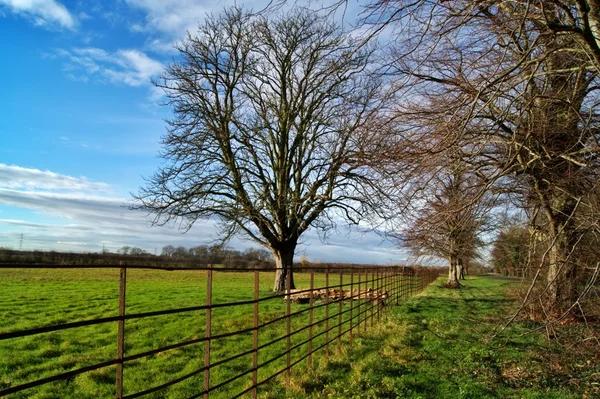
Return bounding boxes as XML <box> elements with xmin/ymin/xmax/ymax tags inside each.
<box><xmin>365</xmin><ymin>0</ymin><xmax>600</xmax><ymax>314</ymax></box>
<box><xmin>135</xmin><ymin>7</ymin><xmax>385</xmax><ymax>291</ymax></box>
<box><xmin>397</xmin><ymin>148</ymin><xmax>492</xmax><ymax>288</ymax></box>
<box><xmin>161</xmin><ymin>245</ymin><xmax>176</xmax><ymax>257</ymax></box>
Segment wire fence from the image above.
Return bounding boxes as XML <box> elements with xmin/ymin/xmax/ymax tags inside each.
<box><xmin>0</xmin><ymin>264</ymin><xmax>439</xmax><ymax>398</ymax></box>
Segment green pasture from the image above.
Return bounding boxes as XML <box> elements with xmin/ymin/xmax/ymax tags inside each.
<box><xmin>278</xmin><ymin>275</ymin><xmax>600</xmax><ymax>399</ymax></box>
<box><xmin>0</xmin><ymin>268</ymin><xmax>405</xmax><ymax>398</ymax></box>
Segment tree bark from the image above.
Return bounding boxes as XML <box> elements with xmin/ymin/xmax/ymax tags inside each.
<box><xmin>545</xmin><ymin>203</ymin><xmax>578</xmax><ymax>308</ymax></box>
<box><xmin>458</xmin><ymin>257</ymin><xmax>466</xmax><ymax>280</ymax></box>
<box><xmin>446</xmin><ymin>255</ymin><xmax>461</xmax><ymax>288</ymax></box>
<box><xmin>272</xmin><ymin>244</ymin><xmax>296</xmax><ymax>292</ymax></box>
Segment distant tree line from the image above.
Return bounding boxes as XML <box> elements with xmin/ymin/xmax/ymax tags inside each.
<box><xmin>157</xmin><ymin>245</ymin><xmax>274</xmax><ymax>269</ymax></box>
<box><xmin>0</xmin><ymin>245</ymin><xmax>274</xmax><ymax>270</ymax></box>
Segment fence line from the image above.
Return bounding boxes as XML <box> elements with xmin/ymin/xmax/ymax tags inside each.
<box><xmin>0</xmin><ymin>264</ymin><xmax>439</xmax><ymax>398</ymax></box>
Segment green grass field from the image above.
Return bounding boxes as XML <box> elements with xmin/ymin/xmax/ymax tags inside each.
<box><xmin>0</xmin><ymin>267</ymin><xmax>401</xmax><ymax>398</ymax></box>
<box><xmin>5</xmin><ymin>270</ymin><xmax>592</xmax><ymax>399</ymax></box>
<box><xmin>277</xmin><ymin>275</ymin><xmax>600</xmax><ymax>399</ymax></box>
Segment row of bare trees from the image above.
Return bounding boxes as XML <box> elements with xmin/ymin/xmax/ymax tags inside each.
<box><xmin>134</xmin><ymin>2</ymin><xmax>600</xmax><ymax>323</ymax></box>
<box><xmin>362</xmin><ymin>0</ymin><xmax>600</xmax><ymax>319</ymax></box>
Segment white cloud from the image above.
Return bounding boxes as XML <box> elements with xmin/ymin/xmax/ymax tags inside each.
<box><xmin>124</xmin><ymin>0</ymin><xmax>274</xmax><ymax>53</ymax></box>
<box><xmin>0</xmin><ymin>0</ymin><xmax>75</xmax><ymax>29</ymax></box>
<box><xmin>0</xmin><ymin>164</ymin><xmax>110</xmax><ymax>191</ymax></box>
<box><xmin>125</xmin><ymin>0</ymin><xmax>211</xmax><ymax>38</ymax></box>
<box><xmin>56</xmin><ymin>47</ymin><xmax>163</xmax><ymax>87</ymax></box>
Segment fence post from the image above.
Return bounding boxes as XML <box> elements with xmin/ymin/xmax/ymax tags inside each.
<box><xmin>402</xmin><ymin>267</ymin><xmax>407</xmax><ymax>300</ymax></box>
<box><xmin>399</xmin><ymin>268</ymin><xmax>402</xmax><ymax>302</ymax></box>
<box><xmin>392</xmin><ymin>267</ymin><xmax>396</xmax><ymax>305</ymax></box>
<box><xmin>115</xmin><ymin>264</ymin><xmax>126</xmax><ymax>399</ymax></box>
<box><xmin>363</xmin><ymin>270</ymin><xmax>367</xmax><ymax>333</ymax></box>
<box><xmin>204</xmin><ymin>264</ymin><xmax>213</xmax><ymax>399</ymax></box>
<box><xmin>286</xmin><ymin>269</ymin><xmax>291</xmax><ymax>392</ymax></box>
<box><xmin>396</xmin><ymin>267</ymin><xmax>399</xmax><ymax>301</ymax></box>
<box><xmin>396</xmin><ymin>267</ymin><xmax>400</xmax><ymax>304</ymax></box>
<box><xmin>338</xmin><ymin>271</ymin><xmax>343</xmax><ymax>353</ymax></box>
<box><xmin>371</xmin><ymin>268</ymin><xmax>375</xmax><ymax>327</ymax></box>
<box><xmin>356</xmin><ymin>271</ymin><xmax>361</xmax><ymax>335</ymax></box>
<box><xmin>252</xmin><ymin>268</ymin><xmax>259</xmax><ymax>399</ymax></box>
<box><xmin>349</xmin><ymin>268</ymin><xmax>354</xmax><ymax>346</ymax></box>
<box><xmin>308</xmin><ymin>269</ymin><xmax>314</xmax><ymax>371</ymax></box>
<box><xmin>325</xmin><ymin>267</ymin><xmax>330</xmax><ymax>362</ymax></box>
<box><xmin>377</xmin><ymin>268</ymin><xmax>388</xmax><ymax>321</ymax></box>
<box><xmin>377</xmin><ymin>268</ymin><xmax>381</xmax><ymax>322</ymax></box>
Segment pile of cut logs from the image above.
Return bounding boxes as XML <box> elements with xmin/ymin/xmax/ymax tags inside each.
<box><xmin>284</xmin><ymin>288</ymin><xmax>388</xmax><ymax>304</ymax></box>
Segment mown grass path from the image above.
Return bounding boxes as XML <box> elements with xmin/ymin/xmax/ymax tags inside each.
<box><xmin>279</xmin><ymin>275</ymin><xmax>600</xmax><ymax>399</ymax></box>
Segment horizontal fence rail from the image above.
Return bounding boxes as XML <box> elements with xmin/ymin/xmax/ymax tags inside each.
<box><xmin>0</xmin><ymin>264</ymin><xmax>439</xmax><ymax>398</ymax></box>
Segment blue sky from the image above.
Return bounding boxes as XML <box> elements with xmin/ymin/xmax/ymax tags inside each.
<box><xmin>0</xmin><ymin>0</ymin><xmax>410</xmax><ymax>264</ymax></box>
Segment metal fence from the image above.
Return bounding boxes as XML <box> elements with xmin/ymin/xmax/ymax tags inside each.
<box><xmin>0</xmin><ymin>264</ymin><xmax>439</xmax><ymax>398</ymax></box>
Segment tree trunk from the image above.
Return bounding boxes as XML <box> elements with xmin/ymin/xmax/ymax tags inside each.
<box><xmin>544</xmin><ymin>195</ymin><xmax>579</xmax><ymax>311</ymax></box>
<box><xmin>546</xmin><ymin>227</ymin><xmax>577</xmax><ymax>309</ymax></box>
<box><xmin>272</xmin><ymin>244</ymin><xmax>296</xmax><ymax>292</ymax></box>
<box><xmin>458</xmin><ymin>258</ymin><xmax>465</xmax><ymax>280</ymax></box>
<box><xmin>446</xmin><ymin>255</ymin><xmax>461</xmax><ymax>288</ymax></box>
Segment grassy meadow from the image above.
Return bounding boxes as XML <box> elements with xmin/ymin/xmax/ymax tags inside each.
<box><xmin>0</xmin><ymin>267</ymin><xmax>400</xmax><ymax>398</ymax></box>
<box><xmin>276</xmin><ymin>275</ymin><xmax>600</xmax><ymax>399</ymax></box>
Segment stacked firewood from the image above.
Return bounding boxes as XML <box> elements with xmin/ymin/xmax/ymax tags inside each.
<box><xmin>284</xmin><ymin>288</ymin><xmax>388</xmax><ymax>304</ymax></box>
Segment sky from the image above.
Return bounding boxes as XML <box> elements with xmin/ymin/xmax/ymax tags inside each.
<box><xmin>0</xmin><ymin>0</ymin><xmax>412</xmax><ymax>264</ymax></box>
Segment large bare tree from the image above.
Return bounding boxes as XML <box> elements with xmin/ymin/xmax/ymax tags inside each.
<box><xmin>135</xmin><ymin>8</ymin><xmax>385</xmax><ymax>291</ymax></box>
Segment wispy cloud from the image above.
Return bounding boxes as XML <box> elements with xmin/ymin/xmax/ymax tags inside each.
<box><xmin>0</xmin><ymin>0</ymin><xmax>75</xmax><ymax>29</ymax></box>
<box><xmin>125</xmin><ymin>0</ymin><xmax>210</xmax><ymax>38</ymax></box>
<box><xmin>0</xmin><ymin>164</ymin><xmax>109</xmax><ymax>191</ymax></box>
<box><xmin>56</xmin><ymin>47</ymin><xmax>163</xmax><ymax>87</ymax></box>
<box><xmin>123</xmin><ymin>0</ymin><xmax>271</xmax><ymax>53</ymax></box>
<box><xmin>0</xmin><ymin>187</ymin><xmax>218</xmax><ymax>252</ymax></box>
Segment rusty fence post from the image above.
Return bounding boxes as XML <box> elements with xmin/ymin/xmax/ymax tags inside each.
<box><xmin>399</xmin><ymin>267</ymin><xmax>403</xmax><ymax>302</ymax></box>
<box><xmin>356</xmin><ymin>271</ymin><xmax>361</xmax><ymax>335</ymax></box>
<box><xmin>286</xmin><ymin>270</ymin><xmax>291</xmax><ymax>392</ymax></box>
<box><xmin>204</xmin><ymin>264</ymin><xmax>213</xmax><ymax>399</ymax></box>
<box><xmin>398</xmin><ymin>268</ymin><xmax>402</xmax><ymax>302</ymax></box>
<box><xmin>363</xmin><ymin>270</ymin><xmax>367</xmax><ymax>333</ymax></box>
<box><xmin>349</xmin><ymin>268</ymin><xmax>354</xmax><ymax>346</ymax></box>
<box><xmin>392</xmin><ymin>267</ymin><xmax>396</xmax><ymax>305</ymax></box>
<box><xmin>370</xmin><ymin>268</ymin><xmax>375</xmax><ymax>327</ymax></box>
<box><xmin>377</xmin><ymin>268</ymin><xmax>381</xmax><ymax>322</ymax></box>
<box><xmin>252</xmin><ymin>269</ymin><xmax>259</xmax><ymax>399</ymax></box>
<box><xmin>402</xmin><ymin>268</ymin><xmax>406</xmax><ymax>300</ymax></box>
<box><xmin>338</xmin><ymin>271</ymin><xmax>343</xmax><ymax>353</ymax></box>
<box><xmin>115</xmin><ymin>265</ymin><xmax>126</xmax><ymax>399</ymax></box>
<box><xmin>308</xmin><ymin>269</ymin><xmax>314</xmax><ymax>371</ymax></box>
<box><xmin>397</xmin><ymin>267</ymin><xmax>401</xmax><ymax>304</ymax></box>
<box><xmin>325</xmin><ymin>267</ymin><xmax>330</xmax><ymax>362</ymax></box>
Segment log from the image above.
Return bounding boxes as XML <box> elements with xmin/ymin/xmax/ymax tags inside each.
<box><xmin>284</xmin><ymin>288</ymin><xmax>388</xmax><ymax>303</ymax></box>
